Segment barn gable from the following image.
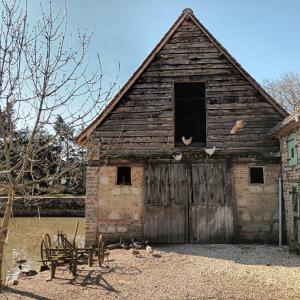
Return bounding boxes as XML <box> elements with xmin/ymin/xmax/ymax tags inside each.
<box><xmin>77</xmin><ymin>8</ymin><xmax>287</xmax><ymax>156</ymax></box>
<box><xmin>82</xmin><ymin>9</ymin><xmax>287</xmax><ymax>246</ymax></box>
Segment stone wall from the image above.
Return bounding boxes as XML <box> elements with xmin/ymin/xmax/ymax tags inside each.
<box><xmin>0</xmin><ymin>196</ymin><xmax>85</xmax><ymax>217</ymax></box>
<box><xmin>280</xmin><ymin>125</ymin><xmax>300</xmax><ymax>244</ymax></box>
<box><xmin>233</xmin><ymin>163</ymin><xmax>280</xmax><ymax>243</ymax></box>
<box><xmin>96</xmin><ymin>165</ymin><xmax>144</xmax><ymax>242</ymax></box>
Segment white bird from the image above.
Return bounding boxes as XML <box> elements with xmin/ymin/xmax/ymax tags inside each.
<box><xmin>205</xmin><ymin>146</ymin><xmax>216</xmax><ymax>157</ymax></box>
<box><xmin>173</xmin><ymin>153</ymin><xmax>182</xmax><ymax>161</ymax></box>
<box><xmin>146</xmin><ymin>245</ymin><xmax>153</xmax><ymax>254</ymax></box>
<box><xmin>182</xmin><ymin>136</ymin><xmax>193</xmax><ymax>146</ymax></box>
<box><xmin>231</xmin><ymin>120</ymin><xmax>245</xmax><ymax>134</ymax></box>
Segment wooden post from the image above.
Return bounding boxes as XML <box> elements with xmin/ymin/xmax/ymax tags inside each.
<box><xmin>72</xmin><ymin>260</ymin><xmax>77</xmax><ymax>277</ymax></box>
<box><xmin>88</xmin><ymin>248</ymin><xmax>93</xmax><ymax>267</ymax></box>
<box><xmin>50</xmin><ymin>260</ymin><xmax>57</xmax><ymax>279</ymax></box>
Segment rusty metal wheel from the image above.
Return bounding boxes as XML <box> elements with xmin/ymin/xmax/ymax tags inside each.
<box><xmin>98</xmin><ymin>234</ymin><xmax>105</xmax><ymax>267</ymax></box>
<box><xmin>41</xmin><ymin>233</ymin><xmax>51</xmax><ymax>266</ymax></box>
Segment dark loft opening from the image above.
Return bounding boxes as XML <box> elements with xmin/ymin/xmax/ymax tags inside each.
<box><xmin>174</xmin><ymin>82</ymin><xmax>206</xmax><ymax>146</ymax></box>
<box><xmin>117</xmin><ymin>167</ymin><xmax>131</xmax><ymax>185</ymax></box>
<box><xmin>250</xmin><ymin>167</ymin><xmax>264</xmax><ymax>184</ymax></box>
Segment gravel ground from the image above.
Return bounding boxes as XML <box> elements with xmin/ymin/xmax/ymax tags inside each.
<box><xmin>1</xmin><ymin>244</ymin><xmax>300</xmax><ymax>300</ymax></box>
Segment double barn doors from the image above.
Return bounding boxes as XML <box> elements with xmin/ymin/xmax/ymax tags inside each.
<box><xmin>144</xmin><ymin>162</ymin><xmax>235</xmax><ymax>243</ymax></box>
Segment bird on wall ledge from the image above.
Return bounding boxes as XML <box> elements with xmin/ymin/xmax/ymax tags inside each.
<box><xmin>182</xmin><ymin>136</ymin><xmax>193</xmax><ymax>146</ymax></box>
<box><xmin>173</xmin><ymin>153</ymin><xmax>183</xmax><ymax>161</ymax></box>
<box><xmin>205</xmin><ymin>146</ymin><xmax>216</xmax><ymax>156</ymax></box>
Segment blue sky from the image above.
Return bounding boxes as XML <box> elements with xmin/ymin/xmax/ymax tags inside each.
<box><xmin>29</xmin><ymin>0</ymin><xmax>300</xmax><ymax>95</ymax></box>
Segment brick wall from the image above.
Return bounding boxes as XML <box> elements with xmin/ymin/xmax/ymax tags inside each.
<box><xmin>280</xmin><ymin>125</ymin><xmax>300</xmax><ymax>244</ymax></box>
<box><xmin>233</xmin><ymin>163</ymin><xmax>281</xmax><ymax>243</ymax></box>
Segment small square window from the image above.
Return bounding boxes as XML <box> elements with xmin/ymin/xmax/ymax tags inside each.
<box><xmin>117</xmin><ymin>167</ymin><xmax>131</xmax><ymax>185</ymax></box>
<box><xmin>249</xmin><ymin>167</ymin><xmax>264</xmax><ymax>184</ymax></box>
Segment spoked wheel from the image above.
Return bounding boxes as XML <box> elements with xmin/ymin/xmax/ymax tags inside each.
<box><xmin>98</xmin><ymin>234</ymin><xmax>105</xmax><ymax>267</ymax></box>
<box><xmin>41</xmin><ymin>233</ymin><xmax>51</xmax><ymax>266</ymax></box>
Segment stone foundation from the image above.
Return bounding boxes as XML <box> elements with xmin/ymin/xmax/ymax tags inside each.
<box><xmin>86</xmin><ymin>165</ymin><xmax>145</xmax><ymax>244</ymax></box>
<box><xmin>233</xmin><ymin>163</ymin><xmax>280</xmax><ymax>243</ymax></box>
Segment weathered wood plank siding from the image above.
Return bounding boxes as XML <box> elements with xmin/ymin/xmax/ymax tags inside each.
<box><xmin>144</xmin><ymin>162</ymin><xmax>234</xmax><ymax>243</ymax></box>
<box><xmin>93</xmin><ymin>18</ymin><xmax>282</xmax><ymax>154</ymax></box>
<box><xmin>190</xmin><ymin>162</ymin><xmax>235</xmax><ymax>243</ymax></box>
<box><xmin>144</xmin><ymin>163</ymin><xmax>190</xmax><ymax>243</ymax></box>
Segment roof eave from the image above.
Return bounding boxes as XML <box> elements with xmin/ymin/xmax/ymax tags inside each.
<box><xmin>270</xmin><ymin>112</ymin><xmax>300</xmax><ymax>138</ymax></box>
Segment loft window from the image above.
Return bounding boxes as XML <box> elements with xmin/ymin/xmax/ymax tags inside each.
<box><xmin>249</xmin><ymin>167</ymin><xmax>264</xmax><ymax>184</ymax></box>
<box><xmin>117</xmin><ymin>167</ymin><xmax>131</xmax><ymax>185</ymax></box>
<box><xmin>174</xmin><ymin>82</ymin><xmax>206</xmax><ymax>146</ymax></box>
<box><xmin>288</xmin><ymin>132</ymin><xmax>297</xmax><ymax>166</ymax></box>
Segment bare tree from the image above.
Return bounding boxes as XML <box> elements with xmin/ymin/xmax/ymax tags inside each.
<box><xmin>263</xmin><ymin>71</ymin><xmax>300</xmax><ymax>113</ymax></box>
<box><xmin>0</xmin><ymin>0</ymin><xmax>116</xmax><ymax>283</ymax></box>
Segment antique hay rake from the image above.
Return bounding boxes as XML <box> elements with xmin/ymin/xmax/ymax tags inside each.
<box><xmin>40</xmin><ymin>222</ymin><xmax>105</xmax><ymax>278</ymax></box>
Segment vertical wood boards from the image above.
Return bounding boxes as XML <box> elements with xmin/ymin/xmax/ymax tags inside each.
<box><xmin>144</xmin><ymin>163</ymin><xmax>190</xmax><ymax>243</ymax></box>
<box><xmin>144</xmin><ymin>161</ymin><xmax>235</xmax><ymax>243</ymax></box>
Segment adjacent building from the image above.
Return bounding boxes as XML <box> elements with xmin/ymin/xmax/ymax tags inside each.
<box><xmin>271</xmin><ymin>111</ymin><xmax>300</xmax><ymax>247</ymax></box>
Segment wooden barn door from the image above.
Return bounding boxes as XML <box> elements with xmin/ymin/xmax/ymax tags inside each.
<box><xmin>144</xmin><ymin>162</ymin><xmax>235</xmax><ymax>243</ymax></box>
<box><xmin>190</xmin><ymin>162</ymin><xmax>235</xmax><ymax>243</ymax></box>
<box><xmin>144</xmin><ymin>163</ymin><xmax>191</xmax><ymax>243</ymax></box>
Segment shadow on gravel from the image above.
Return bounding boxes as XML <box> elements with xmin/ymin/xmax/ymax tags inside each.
<box><xmin>0</xmin><ymin>286</ymin><xmax>51</xmax><ymax>300</ymax></box>
<box><xmin>62</xmin><ymin>262</ymin><xmax>142</xmax><ymax>293</ymax></box>
<box><xmin>157</xmin><ymin>244</ymin><xmax>300</xmax><ymax>267</ymax></box>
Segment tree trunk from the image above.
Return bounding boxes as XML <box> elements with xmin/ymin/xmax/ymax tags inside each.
<box><xmin>0</xmin><ymin>190</ymin><xmax>15</xmax><ymax>285</ymax></box>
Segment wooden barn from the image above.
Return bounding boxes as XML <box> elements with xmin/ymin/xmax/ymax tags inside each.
<box><xmin>77</xmin><ymin>8</ymin><xmax>288</xmax><ymax>245</ymax></box>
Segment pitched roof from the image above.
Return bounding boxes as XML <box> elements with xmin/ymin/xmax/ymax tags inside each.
<box><xmin>76</xmin><ymin>8</ymin><xmax>288</xmax><ymax>145</ymax></box>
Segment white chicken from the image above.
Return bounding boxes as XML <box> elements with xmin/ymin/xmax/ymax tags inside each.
<box><xmin>230</xmin><ymin>120</ymin><xmax>245</xmax><ymax>134</ymax></box>
<box><xmin>205</xmin><ymin>146</ymin><xmax>216</xmax><ymax>156</ymax></box>
<box><xmin>146</xmin><ymin>245</ymin><xmax>153</xmax><ymax>254</ymax></box>
<box><xmin>173</xmin><ymin>153</ymin><xmax>182</xmax><ymax>161</ymax></box>
<box><xmin>182</xmin><ymin>136</ymin><xmax>193</xmax><ymax>146</ymax></box>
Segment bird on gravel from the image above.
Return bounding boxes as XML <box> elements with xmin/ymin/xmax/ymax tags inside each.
<box><xmin>120</xmin><ymin>237</ymin><xmax>130</xmax><ymax>249</ymax></box>
<box><xmin>146</xmin><ymin>245</ymin><xmax>153</xmax><ymax>254</ymax></box>
<box><xmin>182</xmin><ymin>136</ymin><xmax>193</xmax><ymax>146</ymax></box>
<box><xmin>131</xmin><ymin>239</ymin><xmax>143</xmax><ymax>249</ymax></box>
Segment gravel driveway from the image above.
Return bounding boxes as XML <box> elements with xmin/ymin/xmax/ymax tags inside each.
<box><xmin>2</xmin><ymin>244</ymin><xmax>300</xmax><ymax>299</ymax></box>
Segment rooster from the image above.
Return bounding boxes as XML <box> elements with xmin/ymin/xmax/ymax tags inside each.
<box><xmin>182</xmin><ymin>136</ymin><xmax>193</xmax><ymax>146</ymax></box>
<box><xmin>205</xmin><ymin>146</ymin><xmax>216</xmax><ymax>157</ymax></box>
<box><xmin>230</xmin><ymin>120</ymin><xmax>245</xmax><ymax>134</ymax></box>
